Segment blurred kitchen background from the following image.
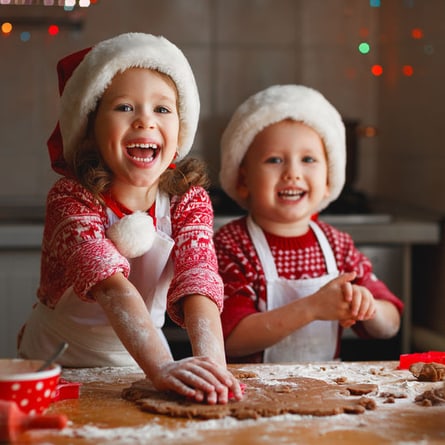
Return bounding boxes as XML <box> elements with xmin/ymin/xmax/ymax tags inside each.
<box><xmin>0</xmin><ymin>0</ymin><xmax>444</xmax><ymax>360</ymax></box>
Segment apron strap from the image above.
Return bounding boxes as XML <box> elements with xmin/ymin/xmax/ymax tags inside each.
<box><xmin>308</xmin><ymin>221</ymin><xmax>338</xmax><ymax>275</ymax></box>
<box><xmin>246</xmin><ymin>216</ymin><xmax>279</xmax><ymax>280</ymax></box>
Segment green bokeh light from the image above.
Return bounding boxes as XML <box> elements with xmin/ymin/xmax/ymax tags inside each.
<box><xmin>358</xmin><ymin>42</ymin><xmax>371</xmax><ymax>54</ymax></box>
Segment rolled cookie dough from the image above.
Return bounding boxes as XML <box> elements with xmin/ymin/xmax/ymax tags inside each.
<box><xmin>122</xmin><ymin>375</ymin><xmax>377</xmax><ymax>420</ymax></box>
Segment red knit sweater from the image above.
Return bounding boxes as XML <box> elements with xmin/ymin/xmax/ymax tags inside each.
<box><xmin>37</xmin><ymin>178</ymin><xmax>223</xmax><ymax>326</ymax></box>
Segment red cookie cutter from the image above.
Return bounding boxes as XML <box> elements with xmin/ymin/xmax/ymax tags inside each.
<box><xmin>399</xmin><ymin>351</ymin><xmax>445</xmax><ymax>369</ymax></box>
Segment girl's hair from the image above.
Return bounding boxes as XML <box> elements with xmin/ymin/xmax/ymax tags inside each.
<box><xmin>70</xmin><ymin>137</ymin><xmax>210</xmax><ymax>204</ymax></box>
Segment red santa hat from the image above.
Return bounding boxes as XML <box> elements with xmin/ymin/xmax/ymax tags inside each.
<box><xmin>48</xmin><ymin>32</ymin><xmax>200</xmax><ymax>176</ymax></box>
<box><xmin>219</xmin><ymin>84</ymin><xmax>346</xmax><ymax>212</ymax></box>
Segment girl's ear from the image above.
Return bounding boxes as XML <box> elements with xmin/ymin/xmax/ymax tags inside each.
<box><xmin>235</xmin><ymin>166</ymin><xmax>249</xmax><ymax>201</ymax></box>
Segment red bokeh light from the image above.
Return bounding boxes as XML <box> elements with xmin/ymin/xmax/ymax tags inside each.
<box><xmin>48</xmin><ymin>24</ymin><xmax>59</xmax><ymax>36</ymax></box>
<box><xmin>371</xmin><ymin>65</ymin><xmax>383</xmax><ymax>76</ymax></box>
<box><xmin>411</xmin><ymin>28</ymin><xmax>423</xmax><ymax>39</ymax></box>
<box><xmin>359</xmin><ymin>27</ymin><xmax>369</xmax><ymax>38</ymax></box>
<box><xmin>402</xmin><ymin>65</ymin><xmax>414</xmax><ymax>76</ymax></box>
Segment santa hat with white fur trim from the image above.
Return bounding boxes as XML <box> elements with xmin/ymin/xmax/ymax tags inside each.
<box><xmin>53</xmin><ymin>32</ymin><xmax>200</xmax><ymax>171</ymax></box>
<box><xmin>219</xmin><ymin>85</ymin><xmax>346</xmax><ymax>212</ymax></box>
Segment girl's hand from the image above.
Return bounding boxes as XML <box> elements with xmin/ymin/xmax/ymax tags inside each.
<box><xmin>150</xmin><ymin>356</ymin><xmax>243</xmax><ymax>405</ymax></box>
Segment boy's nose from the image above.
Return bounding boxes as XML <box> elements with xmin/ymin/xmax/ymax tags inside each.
<box><xmin>283</xmin><ymin>166</ymin><xmax>302</xmax><ymax>180</ymax></box>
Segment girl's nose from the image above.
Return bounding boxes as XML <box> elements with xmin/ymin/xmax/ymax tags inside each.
<box><xmin>133</xmin><ymin>114</ymin><xmax>156</xmax><ymax>129</ymax></box>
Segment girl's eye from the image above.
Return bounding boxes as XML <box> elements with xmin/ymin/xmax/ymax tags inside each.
<box><xmin>265</xmin><ymin>156</ymin><xmax>282</xmax><ymax>164</ymax></box>
<box><xmin>302</xmin><ymin>155</ymin><xmax>316</xmax><ymax>163</ymax></box>
<box><xmin>116</xmin><ymin>104</ymin><xmax>133</xmax><ymax>112</ymax></box>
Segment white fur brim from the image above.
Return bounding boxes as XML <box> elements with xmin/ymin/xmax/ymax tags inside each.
<box><xmin>219</xmin><ymin>84</ymin><xmax>346</xmax><ymax>212</ymax></box>
<box><xmin>60</xmin><ymin>33</ymin><xmax>200</xmax><ymax>164</ymax></box>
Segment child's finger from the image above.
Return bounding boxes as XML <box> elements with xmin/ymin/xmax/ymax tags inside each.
<box><xmin>348</xmin><ymin>286</ymin><xmax>362</xmax><ymax>317</ymax></box>
<box><xmin>334</xmin><ymin>271</ymin><xmax>356</xmax><ymax>286</ymax></box>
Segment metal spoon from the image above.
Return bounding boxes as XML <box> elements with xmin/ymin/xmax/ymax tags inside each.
<box><xmin>37</xmin><ymin>342</ymin><xmax>69</xmax><ymax>372</ymax></box>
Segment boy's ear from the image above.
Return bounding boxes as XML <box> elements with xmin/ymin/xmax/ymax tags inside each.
<box><xmin>323</xmin><ymin>179</ymin><xmax>331</xmax><ymax>200</ymax></box>
<box><xmin>235</xmin><ymin>166</ymin><xmax>249</xmax><ymax>201</ymax></box>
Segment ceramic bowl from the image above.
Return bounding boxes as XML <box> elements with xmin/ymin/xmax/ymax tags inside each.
<box><xmin>0</xmin><ymin>359</ymin><xmax>61</xmax><ymax>414</ymax></box>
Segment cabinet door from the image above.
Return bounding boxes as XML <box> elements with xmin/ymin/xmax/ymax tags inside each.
<box><xmin>359</xmin><ymin>245</ymin><xmax>404</xmax><ymax>296</ymax></box>
<box><xmin>0</xmin><ymin>250</ymin><xmax>40</xmax><ymax>358</ymax></box>
<box><xmin>341</xmin><ymin>244</ymin><xmax>405</xmax><ymax>360</ymax></box>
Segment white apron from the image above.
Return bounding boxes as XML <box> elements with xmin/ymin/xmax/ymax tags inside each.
<box><xmin>19</xmin><ymin>192</ymin><xmax>174</xmax><ymax>367</ymax></box>
<box><xmin>246</xmin><ymin>216</ymin><xmax>339</xmax><ymax>363</ymax></box>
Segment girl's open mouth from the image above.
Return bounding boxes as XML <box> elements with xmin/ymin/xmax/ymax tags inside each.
<box><xmin>126</xmin><ymin>143</ymin><xmax>159</xmax><ymax>163</ymax></box>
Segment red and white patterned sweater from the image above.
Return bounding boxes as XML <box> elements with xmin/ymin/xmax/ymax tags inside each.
<box><xmin>37</xmin><ymin>178</ymin><xmax>223</xmax><ymax>327</ymax></box>
<box><xmin>214</xmin><ymin>216</ymin><xmax>404</xmax><ymax>361</ymax></box>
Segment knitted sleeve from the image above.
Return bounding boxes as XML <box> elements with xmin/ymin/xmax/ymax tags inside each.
<box><xmin>214</xmin><ymin>217</ymin><xmax>267</xmax><ymax>339</ymax></box>
<box><xmin>38</xmin><ymin>178</ymin><xmax>130</xmax><ymax>307</ymax></box>
<box><xmin>166</xmin><ymin>186</ymin><xmax>224</xmax><ymax>326</ymax></box>
<box><xmin>318</xmin><ymin>221</ymin><xmax>404</xmax><ymax>338</ymax></box>
<box><xmin>318</xmin><ymin>221</ymin><xmax>403</xmax><ymax>310</ymax></box>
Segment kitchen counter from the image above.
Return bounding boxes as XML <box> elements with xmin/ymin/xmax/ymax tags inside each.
<box><xmin>19</xmin><ymin>361</ymin><xmax>445</xmax><ymax>444</ymax></box>
<box><xmin>214</xmin><ymin>214</ymin><xmax>441</xmax><ymax>244</ymax></box>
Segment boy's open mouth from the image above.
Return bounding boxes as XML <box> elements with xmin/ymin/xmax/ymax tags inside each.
<box><xmin>278</xmin><ymin>189</ymin><xmax>305</xmax><ymax>200</ymax></box>
<box><xmin>126</xmin><ymin>143</ymin><xmax>159</xmax><ymax>163</ymax></box>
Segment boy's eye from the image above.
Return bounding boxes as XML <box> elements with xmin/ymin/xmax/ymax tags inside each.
<box><xmin>155</xmin><ymin>105</ymin><xmax>171</xmax><ymax>114</ymax></box>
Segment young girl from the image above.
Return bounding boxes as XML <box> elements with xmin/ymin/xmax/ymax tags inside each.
<box><xmin>215</xmin><ymin>84</ymin><xmax>404</xmax><ymax>363</ymax></box>
<box><xmin>18</xmin><ymin>33</ymin><xmax>242</xmax><ymax>404</ymax></box>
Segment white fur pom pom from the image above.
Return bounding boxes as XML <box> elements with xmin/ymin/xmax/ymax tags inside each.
<box><xmin>106</xmin><ymin>211</ymin><xmax>156</xmax><ymax>258</ymax></box>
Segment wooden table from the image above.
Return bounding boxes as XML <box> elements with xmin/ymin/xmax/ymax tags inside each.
<box><xmin>18</xmin><ymin>361</ymin><xmax>445</xmax><ymax>444</ymax></box>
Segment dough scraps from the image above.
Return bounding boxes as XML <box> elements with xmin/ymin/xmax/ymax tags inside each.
<box><xmin>415</xmin><ymin>383</ymin><xmax>445</xmax><ymax>406</ymax></box>
<box><xmin>122</xmin><ymin>374</ymin><xmax>377</xmax><ymax>420</ymax></box>
<box><xmin>409</xmin><ymin>362</ymin><xmax>445</xmax><ymax>382</ymax></box>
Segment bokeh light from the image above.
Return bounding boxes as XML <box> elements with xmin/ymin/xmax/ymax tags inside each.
<box><xmin>371</xmin><ymin>65</ymin><xmax>383</xmax><ymax>76</ymax></box>
<box><xmin>358</xmin><ymin>42</ymin><xmax>371</xmax><ymax>54</ymax></box>
<box><xmin>48</xmin><ymin>24</ymin><xmax>59</xmax><ymax>36</ymax></box>
<box><xmin>1</xmin><ymin>22</ymin><xmax>13</xmax><ymax>35</ymax></box>
<box><xmin>20</xmin><ymin>31</ymin><xmax>31</xmax><ymax>42</ymax></box>
<box><xmin>402</xmin><ymin>65</ymin><xmax>414</xmax><ymax>76</ymax></box>
<box><xmin>411</xmin><ymin>28</ymin><xmax>423</xmax><ymax>39</ymax></box>
<box><xmin>359</xmin><ymin>27</ymin><xmax>369</xmax><ymax>38</ymax></box>
<box><xmin>424</xmin><ymin>44</ymin><xmax>434</xmax><ymax>55</ymax></box>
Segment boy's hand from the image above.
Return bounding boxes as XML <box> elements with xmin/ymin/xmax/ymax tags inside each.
<box><xmin>310</xmin><ymin>272</ymin><xmax>356</xmax><ymax>320</ymax></box>
<box><xmin>340</xmin><ymin>282</ymin><xmax>376</xmax><ymax>327</ymax></box>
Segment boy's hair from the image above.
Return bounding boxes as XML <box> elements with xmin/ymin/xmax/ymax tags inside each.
<box><xmin>220</xmin><ymin>84</ymin><xmax>346</xmax><ymax>212</ymax></box>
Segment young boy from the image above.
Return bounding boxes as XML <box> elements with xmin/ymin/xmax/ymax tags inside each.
<box><xmin>215</xmin><ymin>85</ymin><xmax>403</xmax><ymax>363</ymax></box>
